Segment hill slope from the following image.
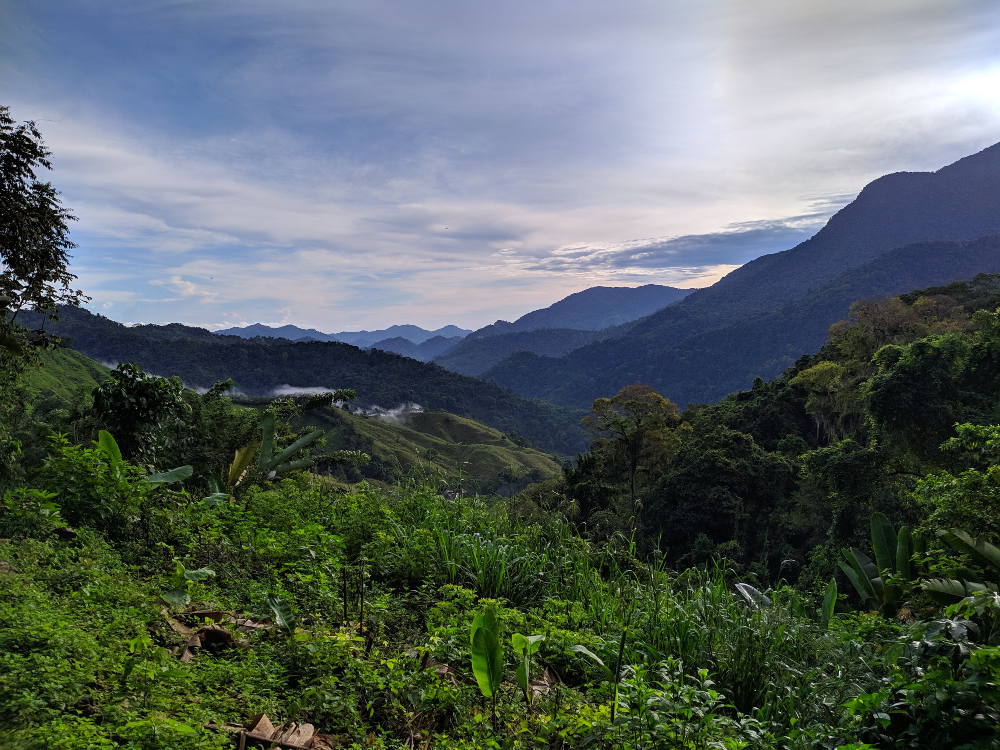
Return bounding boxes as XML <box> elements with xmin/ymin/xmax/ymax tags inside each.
<box><xmin>485</xmin><ymin>142</ymin><xmax>1000</xmax><ymax>406</ymax></box>
<box><xmin>26</xmin><ymin>307</ymin><xmax>585</xmax><ymax>455</ymax></box>
<box><xmin>433</xmin><ymin>327</ymin><xmax>612</xmax><ymax>376</ymax></box>
<box><xmin>216</xmin><ymin>322</ymin><xmax>471</xmax><ymax>347</ymax></box>
<box><xmin>487</xmin><ymin>235</ymin><xmax>1000</xmax><ymax>406</ymax></box>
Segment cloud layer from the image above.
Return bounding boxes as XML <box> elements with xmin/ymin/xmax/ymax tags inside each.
<box><xmin>5</xmin><ymin>0</ymin><xmax>1000</xmax><ymax>329</ymax></box>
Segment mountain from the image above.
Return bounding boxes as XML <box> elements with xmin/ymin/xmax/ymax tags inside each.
<box><xmin>468</xmin><ymin>284</ymin><xmax>692</xmax><ymax>339</ymax></box>
<box><xmin>433</xmin><ymin>327</ymin><xmax>612</xmax><ymax>376</ymax></box>
<box><xmin>214</xmin><ymin>323</ymin><xmax>337</xmax><ymax>342</ymax></box>
<box><xmin>431</xmin><ymin>284</ymin><xmax>691</xmax><ymax>375</ymax></box>
<box><xmin>215</xmin><ymin>322</ymin><xmax>472</xmax><ymax>347</ymax></box>
<box><xmin>26</xmin><ymin>307</ymin><xmax>584</xmax><ymax>455</ymax></box>
<box><xmin>369</xmin><ymin>335</ymin><xmax>464</xmax><ymax>362</ymax></box>
<box><xmin>484</xmin><ymin>142</ymin><xmax>1000</xmax><ymax>408</ymax></box>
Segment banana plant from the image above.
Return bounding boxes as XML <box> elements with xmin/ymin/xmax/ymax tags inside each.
<box><xmin>227</xmin><ymin>412</ymin><xmax>326</xmax><ymax>491</ymax></box>
<box><xmin>511</xmin><ymin>633</ymin><xmax>545</xmax><ymax>707</ymax></box>
<box><xmin>470</xmin><ymin>605</ymin><xmax>504</xmax><ymax>732</ymax></box>
<box><xmin>838</xmin><ymin>513</ymin><xmax>918</xmax><ymax>615</ymax></box>
<box><xmin>922</xmin><ymin>529</ymin><xmax>1000</xmax><ymax>602</ymax></box>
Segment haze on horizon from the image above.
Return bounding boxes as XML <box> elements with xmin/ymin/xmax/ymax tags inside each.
<box><xmin>4</xmin><ymin>0</ymin><xmax>1000</xmax><ymax>331</ymax></box>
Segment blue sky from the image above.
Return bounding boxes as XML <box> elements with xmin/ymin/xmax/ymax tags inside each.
<box><xmin>5</xmin><ymin>0</ymin><xmax>1000</xmax><ymax>330</ymax></box>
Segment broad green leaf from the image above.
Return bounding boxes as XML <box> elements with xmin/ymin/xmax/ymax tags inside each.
<box><xmin>267</xmin><ymin>595</ymin><xmax>296</xmax><ymax>632</ymax></box>
<box><xmin>97</xmin><ymin>430</ymin><xmax>122</xmax><ymax>467</ymax></box>
<box><xmin>896</xmin><ymin>525</ymin><xmax>913</xmax><ymax>581</ymax></box>
<box><xmin>228</xmin><ymin>442</ymin><xmax>258</xmax><ymax>489</ymax></box>
<box><xmin>940</xmin><ymin>529</ymin><xmax>1000</xmax><ymax>573</ymax></box>
<box><xmin>470</xmin><ymin>625</ymin><xmax>503</xmax><ymax>698</ymax></box>
<box><xmin>258</xmin><ymin>413</ymin><xmax>277</xmax><ymax>468</ymax></box>
<box><xmin>201</xmin><ymin>493</ymin><xmax>230</xmax><ymax>507</ymax></box>
<box><xmin>182</xmin><ymin>566</ymin><xmax>215</xmax><ymax>581</ymax></box>
<box><xmin>571</xmin><ymin>644</ymin><xmax>608</xmax><ymax>672</ymax></box>
<box><xmin>735</xmin><ymin>582</ymin><xmax>772</xmax><ymax>609</ymax></box>
<box><xmin>267</xmin><ymin>429</ymin><xmax>325</xmax><ymax>471</ymax></box>
<box><xmin>143</xmin><ymin>465</ymin><xmax>193</xmax><ymax>485</ymax></box>
<box><xmin>820</xmin><ymin>577</ymin><xmax>837</xmax><ymax>628</ymax></box>
<box><xmin>870</xmin><ymin>512</ymin><xmax>897</xmax><ymax>574</ymax></box>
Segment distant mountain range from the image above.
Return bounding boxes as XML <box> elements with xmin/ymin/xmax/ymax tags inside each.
<box><xmin>432</xmin><ymin>284</ymin><xmax>692</xmax><ymax>375</ymax></box>
<box><xmin>482</xmin><ymin>141</ymin><xmax>1000</xmax><ymax>407</ymax></box>
<box><xmin>214</xmin><ymin>322</ymin><xmax>472</xmax><ymax>348</ymax></box>
<box><xmin>26</xmin><ymin>306</ymin><xmax>585</xmax><ymax>455</ymax></box>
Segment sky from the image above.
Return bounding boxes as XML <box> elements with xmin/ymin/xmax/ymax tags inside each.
<box><xmin>4</xmin><ymin>0</ymin><xmax>1000</xmax><ymax>331</ymax></box>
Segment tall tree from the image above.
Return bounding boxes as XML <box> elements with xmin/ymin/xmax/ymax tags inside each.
<box><xmin>0</xmin><ymin>105</ymin><xmax>84</xmax><ymax>483</ymax></box>
<box><xmin>583</xmin><ymin>384</ymin><xmax>681</xmax><ymax>517</ymax></box>
<box><xmin>1</xmin><ymin>104</ymin><xmax>85</xmax><ymax>348</ymax></box>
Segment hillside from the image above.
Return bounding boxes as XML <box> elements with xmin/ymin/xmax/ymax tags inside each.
<box><xmin>25</xmin><ymin>307</ymin><xmax>586</xmax><ymax>455</ymax></box>
<box><xmin>433</xmin><ymin>327</ymin><xmax>612</xmax><ymax>376</ymax></box>
<box><xmin>370</xmin><ymin>334</ymin><xmax>464</xmax><ymax>361</ymax></box>
<box><xmin>487</xmin><ymin>235</ymin><xmax>1000</xmax><ymax>406</ymax></box>
<box><xmin>24</xmin><ymin>348</ymin><xmax>110</xmax><ymax>401</ymax></box>
<box><xmin>484</xmin><ymin>142</ymin><xmax>1000</xmax><ymax>407</ymax></box>
<box><xmin>467</xmin><ymin>284</ymin><xmax>691</xmax><ymax>339</ymax></box>
<box><xmin>302</xmin><ymin>407</ymin><xmax>561</xmax><ymax>494</ymax></box>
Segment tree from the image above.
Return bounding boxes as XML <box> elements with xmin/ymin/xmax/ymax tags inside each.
<box><xmin>1</xmin><ymin>105</ymin><xmax>85</xmax><ymax>359</ymax></box>
<box><xmin>0</xmin><ymin>105</ymin><xmax>85</xmax><ymax>482</ymax></box>
<box><xmin>582</xmin><ymin>384</ymin><xmax>681</xmax><ymax>517</ymax></box>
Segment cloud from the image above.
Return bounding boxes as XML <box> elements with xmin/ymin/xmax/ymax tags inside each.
<box><xmin>4</xmin><ymin>1</ymin><xmax>1000</xmax><ymax>330</ymax></box>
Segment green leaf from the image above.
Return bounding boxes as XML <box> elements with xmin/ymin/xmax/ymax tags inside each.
<box><xmin>940</xmin><ymin>529</ymin><xmax>1000</xmax><ymax>573</ymax></box>
<box><xmin>735</xmin><ymin>582</ymin><xmax>772</xmax><ymax>609</ymax></box>
<box><xmin>97</xmin><ymin>430</ymin><xmax>122</xmax><ymax>467</ymax></box>
<box><xmin>258</xmin><ymin>413</ymin><xmax>277</xmax><ymax>468</ymax></box>
<box><xmin>162</xmin><ymin>589</ymin><xmax>190</xmax><ymax>608</ymax></box>
<box><xmin>267</xmin><ymin>429</ymin><xmax>325</xmax><ymax>471</ymax></box>
<box><xmin>896</xmin><ymin>525</ymin><xmax>913</xmax><ymax>581</ymax></box>
<box><xmin>571</xmin><ymin>644</ymin><xmax>608</xmax><ymax>673</ymax></box>
<box><xmin>470</xmin><ymin>606</ymin><xmax>500</xmax><ymax>647</ymax></box>
<box><xmin>820</xmin><ymin>577</ymin><xmax>837</xmax><ymax>628</ymax></box>
<box><xmin>267</xmin><ymin>595</ymin><xmax>296</xmax><ymax>632</ymax></box>
<box><xmin>470</xmin><ymin>623</ymin><xmax>503</xmax><ymax>698</ymax></box>
<box><xmin>182</xmin><ymin>566</ymin><xmax>215</xmax><ymax>582</ymax></box>
<box><xmin>870</xmin><ymin>512</ymin><xmax>897</xmax><ymax>574</ymax></box>
<box><xmin>201</xmin><ymin>493</ymin><xmax>230</xmax><ymax>507</ymax></box>
<box><xmin>227</xmin><ymin>442</ymin><xmax>258</xmax><ymax>489</ymax></box>
<box><xmin>143</xmin><ymin>465</ymin><xmax>193</xmax><ymax>485</ymax></box>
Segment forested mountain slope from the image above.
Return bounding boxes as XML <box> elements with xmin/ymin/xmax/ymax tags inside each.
<box><xmin>468</xmin><ymin>284</ymin><xmax>691</xmax><ymax>337</ymax></box>
<box><xmin>485</xmin><ymin>142</ymin><xmax>1000</xmax><ymax>406</ymax></box>
<box><xmin>23</xmin><ymin>307</ymin><xmax>586</xmax><ymax>455</ymax></box>
<box><xmin>488</xmin><ymin>236</ymin><xmax>1000</xmax><ymax>406</ymax></box>
<box><xmin>432</xmin><ymin>327</ymin><xmax>611</xmax><ymax>376</ymax></box>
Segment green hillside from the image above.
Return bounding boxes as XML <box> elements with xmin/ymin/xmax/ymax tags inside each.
<box><xmin>24</xmin><ymin>348</ymin><xmax>109</xmax><ymax>401</ymax></box>
<box><xmin>304</xmin><ymin>406</ymin><xmax>561</xmax><ymax>494</ymax></box>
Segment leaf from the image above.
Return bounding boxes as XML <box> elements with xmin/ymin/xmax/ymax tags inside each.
<box><xmin>258</xmin><ymin>413</ymin><xmax>277</xmax><ymax>469</ymax></box>
<box><xmin>227</xmin><ymin>442</ymin><xmax>258</xmax><ymax>489</ymax></box>
<box><xmin>470</xmin><ymin>606</ymin><xmax>499</xmax><ymax>647</ymax></box>
<box><xmin>97</xmin><ymin>430</ymin><xmax>122</xmax><ymax>467</ymax></box>
<box><xmin>820</xmin><ymin>577</ymin><xmax>837</xmax><ymax>628</ymax></box>
<box><xmin>571</xmin><ymin>644</ymin><xmax>608</xmax><ymax>673</ymax></box>
<box><xmin>939</xmin><ymin>529</ymin><xmax>1000</xmax><ymax>573</ymax></box>
<box><xmin>162</xmin><ymin>589</ymin><xmax>190</xmax><ymax>608</ymax></box>
<box><xmin>470</xmin><ymin>624</ymin><xmax>503</xmax><ymax>698</ymax></box>
<box><xmin>735</xmin><ymin>582</ymin><xmax>772</xmax><ymax>609</ymax></box>
<box><xmin>267</xmin><ymin>595</ymin><xmax>296</xmax><ymax>633</ymax></box>
<box><xmin>182</xmin><ymin>566</ymin><xmax>215</xmax><ymax>581</ymax></box>
<box><xmin>143</xmin><ymin>465</ymin><xmax>193</xmax><ymax>485</ymax></box>
<box><xmin>511</xmin><ymin>633</ymin><xmax>528</xmax><ymax>654</ymax></box>
<box><xmin>870</xmin><ymin>512</ymin><xmax>897</xmax><ymax>574</ymax></box>
<box><xmin>896</xmin><ymin>525</ymin><xmax>913</xmax><ymax>581</ymax></box>
<box><xmin>201</xmin><ymin>493</ymin><xmax>230</xmax><ymax>507</ymax></box>
<box><xmin>267</xmin><ymin>430</ymin><xmax>325</xmax><ymax>471</ymax></box>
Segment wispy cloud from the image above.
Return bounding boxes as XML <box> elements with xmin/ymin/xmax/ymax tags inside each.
<box><xmin>5</xmin><ymin>0</ymin><xmax>1000</xmax><ymax>329</ymax></box>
